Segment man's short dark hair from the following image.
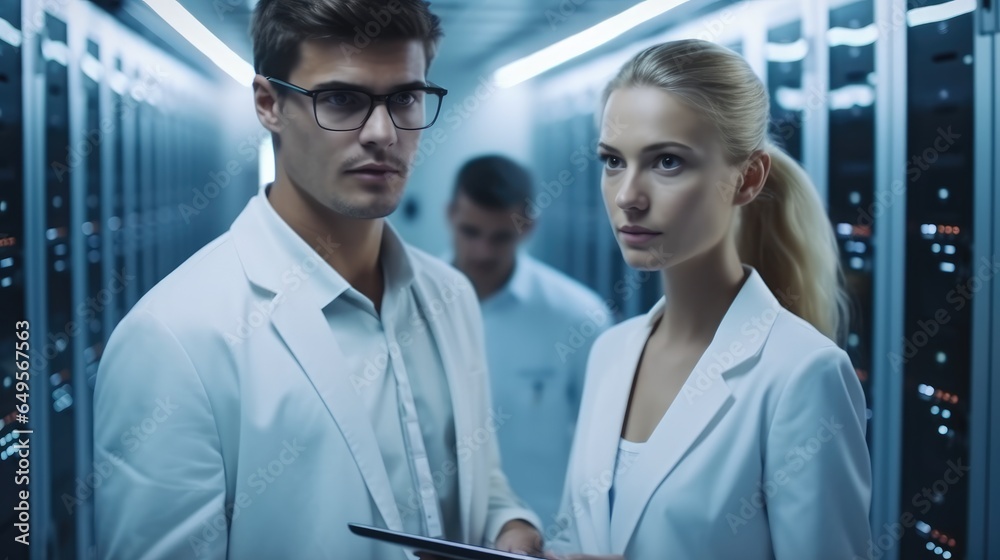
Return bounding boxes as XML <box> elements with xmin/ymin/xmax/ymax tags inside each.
<box><xmin>251</xmin><ymin>0</ymin><xmax>443</xmax><ymax>82</ymax></box>
<box><xmin>452</xmin><ymin>155</ymin><xmax>534</xmax><ymax>211</ymax></box>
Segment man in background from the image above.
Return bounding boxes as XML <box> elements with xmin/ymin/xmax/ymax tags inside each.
<box><xmin>447</xmin><ymin>155</ymin><xmax>613</xmax><ymax>530</ymax></box>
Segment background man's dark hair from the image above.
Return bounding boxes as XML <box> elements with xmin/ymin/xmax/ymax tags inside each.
<box><xmin>452</xmin><ymin>155</ymin><xmax>535</xmax><ymax>212</ymax></box>
<box><xmin>251</xmin><ymin>0</ymin><xmax>443</xmax><ymax>83</ymax></box>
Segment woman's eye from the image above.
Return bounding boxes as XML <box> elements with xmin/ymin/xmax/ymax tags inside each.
<box><xmin>657</xmin><ymin>155</ymin><xmax>683</xmax><ymax>170</ymax></box>
<box><xmin>600</xmin><ymin>154</ymin><xmax>624</xmax><ymax>169</ymax></box>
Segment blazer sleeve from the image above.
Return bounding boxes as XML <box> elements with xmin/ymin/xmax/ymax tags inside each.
<box><xmin>94</xmin><ymin>308</ymin><xmax>228</xmax><ymax>560</ymax></box>
<box><xmin>763</xmin><ymin>344</ymin><xmax>872</xmax><ymax>559</ymax></box>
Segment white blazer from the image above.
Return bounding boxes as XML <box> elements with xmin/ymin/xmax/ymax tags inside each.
<box><xmin>93</xmin><ymin>192</ymin><xmax>538</xmax><ymax>560</ymax></box>
<box><xmin>551</xmin><ymin>266</ymin><xmax>871</xmax><ymax>559</ymax></box>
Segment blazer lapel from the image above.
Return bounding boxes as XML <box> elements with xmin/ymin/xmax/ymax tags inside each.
<box><xmin>606</xmin><ymin>266</ymin><xmax>781</xmax><ymax>553</ymax></box>
<box><xmin>411</xmin><ymin>270</ymin><xmax>474</xmax><ymax>543</ymax></box>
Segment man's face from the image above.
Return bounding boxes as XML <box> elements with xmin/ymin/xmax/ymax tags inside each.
<box><xmin>263</xmin><ymin>39</ymin><xmax>427</xmax><ymax>219</ymax></box>
<box><xmin>448</xmin><ymin>193</ymin><xmax>529</xmax><ymax>282</ymax></box>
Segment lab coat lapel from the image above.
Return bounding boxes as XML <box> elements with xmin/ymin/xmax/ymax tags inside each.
<box><xmin>580</xmin><ymin>311</ymin><xmax>660</xmax><ymax>554</ymax></box>
<box><xmin>411</xmin><ymin>275</ymin><xmax>475</xmax><ymax>544</ymax></box>
<box><xmin>271</xmin><ymin>288</ymin><xmax>406</xmax><ymax>533</ymax></box>
<box><xmin>231</xmin><ymin>193</ymin><xmax>404</xmax><ymax>534</ymax></box>
<box><xmin>608</xmin><ymin>267</ymin><xmax>781</xmax><ymax>553</ymax></box>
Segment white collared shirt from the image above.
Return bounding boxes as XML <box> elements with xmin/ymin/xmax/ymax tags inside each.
<box><xmin>261</xmin><ymin>187</ymin><xmax>459</xmax><ymax>539</ymax></box>
<box><xmin>475</xmin><ymin>253</ymin><xmax>613</xmax><ymax>527</ymax></box>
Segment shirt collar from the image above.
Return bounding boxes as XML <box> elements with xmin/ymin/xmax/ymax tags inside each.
<box><xmin>257</xmin><ymin>183</ymin><xmax>414</xmax><ymax>308</ymax></box>
<box><xmin>504</xmin><ymin>253</ymin><xmax>534</xmax><ymax>302</ymax></box>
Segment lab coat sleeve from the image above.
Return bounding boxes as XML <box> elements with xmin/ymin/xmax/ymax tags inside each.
<box><xmin>763</xmin><ymin>345</ymin><xmax>872</xmax><ymax>559</ymax></box>
<box><xmin>94</xmin><ymin>308</ymin><xmax>227</xmax><ymax>560</ymax></box>
<box><xmin>462</xmin><ymin>284</ymin><xmax>544</xmax><ymax>546</ymax></box>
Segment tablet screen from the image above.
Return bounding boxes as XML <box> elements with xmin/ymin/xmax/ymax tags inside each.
<box><xmin>348</xmin><ymin>523</ymin><xmax>546</xmax><ymax>560</ymax></box>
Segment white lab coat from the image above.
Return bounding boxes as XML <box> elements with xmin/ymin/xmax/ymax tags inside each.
<box><xmin>93</xmin><ymin>192</ymin><xmax>539</xmax><ymax>560</ymax></box>
<box><xmin>550</xmin><ymin>266</ymin><xmax>872</xmax><ymax>559</ymax></box>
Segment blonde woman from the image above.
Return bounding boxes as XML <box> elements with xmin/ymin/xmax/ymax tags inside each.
<box><xmin>546</xmin><ymin>40</ymin><xmax>872</xmax><ymax>560</ymax></box>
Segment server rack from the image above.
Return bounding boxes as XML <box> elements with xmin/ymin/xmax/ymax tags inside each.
<box><xmin>0</xmin><ymin>0</ymin><xmax>27</xmax><ymax>553</ymax></box>
<box><xmin>898</xmin><ymin>5</ymin><xmax>975</xmax><ymax>558</ymax></box>
<box><xmin>11</xmin><ymin>0</ymin><xmax>253</xmax><ymax>556</ymax></box>
<box><xmin>828</xmin><ymin>0</ymin><xmax>877</xmax><ymax>447</ymax></box>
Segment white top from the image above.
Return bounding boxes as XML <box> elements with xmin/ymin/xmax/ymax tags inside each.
<box><xmin>262</xmin><ymin>187</ymin><xmax>459</xmax><ymax>539</ymax></box>
<box><xmin>467</xmin><ymin>252</ymin><xmax>613</xmax><ymax>527</ymax></box>
<box><xmin>609</xmin><ymin>438</ymin><xmax>645</xmax><ymax>517</ymax></box>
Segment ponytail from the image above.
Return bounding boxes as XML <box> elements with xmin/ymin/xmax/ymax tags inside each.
<box><xmin>605</xmin><ymin>40</ymin><xmax>851</xmax><ymax>345</ymax></box>
<box><xmin>735</xmin><ymin>143</ymin><xmax>850</xmax><ymax>344</ymax></box>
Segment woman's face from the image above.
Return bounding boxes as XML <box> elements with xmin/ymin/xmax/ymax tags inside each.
<box><xmin>598</xmin><ymin>87</ymin><xmax>744</xmax><ymax>271</ymax></box>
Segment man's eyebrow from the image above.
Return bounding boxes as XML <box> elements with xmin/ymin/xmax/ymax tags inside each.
<box><xmin>310</xmin><ymin>80</ymin><xmax>429</xmax><ymax>92</ymax></box>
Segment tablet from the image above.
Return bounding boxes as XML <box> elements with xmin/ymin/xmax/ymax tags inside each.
<box><xmin>347</xmin><ymin>523</ymin><xmax>546</xmax><ymax>560</ymax></box>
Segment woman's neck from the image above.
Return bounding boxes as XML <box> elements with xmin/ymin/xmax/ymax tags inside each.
<box><xmin>655</xmin><ymin>241</ymin><xmax>747</xmax><ymax>345</ymax></box>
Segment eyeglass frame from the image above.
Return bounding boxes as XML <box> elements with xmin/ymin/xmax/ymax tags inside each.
<box><xmin>265</xmin><ymin>76</ymin><xmax>449</xmax><ymax>132</ymax></box>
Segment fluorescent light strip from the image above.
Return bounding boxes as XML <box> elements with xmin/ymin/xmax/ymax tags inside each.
<box><xmin>494</xmin><ymin>0</ymin><xmax>692</xmax><ymax>88</ymax></box>
<box><xmin>42</xmin><ymin>38</ymin><xmax>69</xmax><ymax>66</ymax></box>
<box><xmin>82</xmin><ymin>53</ymin><xmax>104</xmax><ymax>82</ymax></box>
<box><xmin>0</xmin><ymin>17</ymin><xmax>22</xmax><ymax>48</ymax></box>
<box><xmin>907</xmin><ymin>0</ymin><xmax>976</xmax><ymax>27</ymax></box>
<box><xmin>141</xmin><ymin>0</ymin><xmax>254</xmax><ymax>85</ymax></box>
<box><xmin>110</xmin><ymin>71</ymin><xmax>129</xmax><ymax>95</ymax></box>
<box><xmin>827</xmin><ymin>24</ymin><xmax>878</xmax><ymax>47</ymax></box>
<box><xmin>775</xmin><ymin>84</ymin><xmax>874</xmax><ymax>112</ymax></box>
<box><xmin>765</xmin><ymin>38</ymin><xmax>808</xmax><ymax>62</ymax></box>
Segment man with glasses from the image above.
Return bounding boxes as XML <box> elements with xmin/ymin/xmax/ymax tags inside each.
<box><xmin>93</xmin><ymin>1</ymin><xmax>542</xmax><ymax>559</ymax></box>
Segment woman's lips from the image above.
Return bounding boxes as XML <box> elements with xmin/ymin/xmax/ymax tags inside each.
<box><xmin>618</xmin><ymin>230</ymin><xmax>661</xmax><ymax>246</ymax></box>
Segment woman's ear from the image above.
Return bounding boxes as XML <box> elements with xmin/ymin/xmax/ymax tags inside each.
<box><xmin>734</xmin><ymin>150</ymin><xmax>771</xmax><ymax>207</ymax></box>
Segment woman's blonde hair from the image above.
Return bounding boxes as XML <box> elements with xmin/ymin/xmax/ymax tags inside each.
<box><xmin>602</xmin><ymin>39</ymin><xmax>850</xmax><ymax>343</ymax></box>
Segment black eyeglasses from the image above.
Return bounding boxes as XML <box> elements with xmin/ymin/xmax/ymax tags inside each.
<box><xmin>265</xmin><ymin>77</ymin><xmax>448</xmax><ymax>131</ymax></box>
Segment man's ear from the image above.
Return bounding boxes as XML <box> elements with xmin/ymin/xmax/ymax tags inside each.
<box><xmin>512</xmin><ymin>204</ymin><xmax>534</xmax><ymax>237</ymax></box>
<box><xmin>734</xmin><ymin>150</ymin><xmax>771</xmax><ymax>207</ymax></box>
<box><xmin>253</xmin><ymin>75</ymin><xmax>284</xmax><ymax>136</ymax></box>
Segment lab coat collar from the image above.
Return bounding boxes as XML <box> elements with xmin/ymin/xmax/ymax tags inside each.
<box><xmin>232</xmin><ymin>184</ymin><xmax>414</xmax><ymax>308</ymax></box>
<box><xmin>584</xmin><ymin>265</ymin><xmax>782</xmax><ymax>553</ymax></box>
